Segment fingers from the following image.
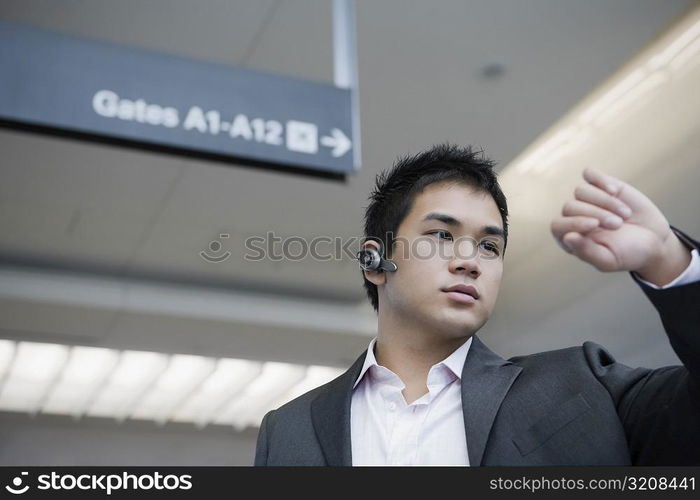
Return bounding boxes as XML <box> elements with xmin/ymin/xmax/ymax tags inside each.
<box><xmin>582</xmin><ymin>167</ymin><xmax>624</xmax><ymax>197</ymax></box>
<box><xmin>551</xmin><ymin>216</ymin><xmax>599</xmax><ymax>251</ymax></box>
<box><xmin>562</xmin><ymin>232</ymin><xmax>618</xmax><ymax>271</ymax></box>
<box><xmin>553</xmin><ymin>168</ymin><xmax>631</xmax><ymax>249</ymax></box>
<box><xmin>582</xmin><ymin>167</ymin><xmax>648</xmax><ymax>214</ymax></box>
<box><xmin>574</xmin><ymin>183</ymin><xmax>632</xmax><ymax>219</ymax></box>
<box><xmin>562</xmin><ymin>200</ymin><xmax>624</xmax><ymax>229</ymax></box>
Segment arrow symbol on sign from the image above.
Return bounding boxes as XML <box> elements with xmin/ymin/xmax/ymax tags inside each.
<box><xmin>320</xmin><ymin>128</ymin><xmax>352</xmax><ymax>158</ymax></box>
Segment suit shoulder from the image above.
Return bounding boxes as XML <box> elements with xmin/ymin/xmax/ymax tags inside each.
<box><xmin>506</xmin><ymin>341</ymin><xmax>635</xmax><ymax>377</ymax></box>
<box><xmin>507</xmin><ymin>344</ymin><xmax>585</xmax><ymax>367</ymax></box>
<box><xmin>270</xmin><ymin>369</ymin><xmax>347</xmax><ymax>415</ymax></box>
<box><xmin>504</xmin><ymin>342</ymin><xmax>623</xmax><ymax>399</ymax></box>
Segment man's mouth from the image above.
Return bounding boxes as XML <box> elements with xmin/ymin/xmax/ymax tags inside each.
<box><xmin>443</xmin><ymin>284</ymin><xmax>480</xmax><ymax>304</ymax></box>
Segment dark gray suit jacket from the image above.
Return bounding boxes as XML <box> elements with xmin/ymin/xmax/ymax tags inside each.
<box><xmin>255</xmin><ymin>227</ymin><xmax>700</xmax><ymax>466</ymax></box>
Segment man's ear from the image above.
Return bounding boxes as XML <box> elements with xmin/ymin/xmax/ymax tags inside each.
<box><xmin>361</xmin><ymin>240</ymin><xmax>388</xmax><ymax>286</ymax></box>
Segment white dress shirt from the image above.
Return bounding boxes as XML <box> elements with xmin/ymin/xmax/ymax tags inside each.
<box><xmin>351</xmin><ymin>337</ymin><xmax>472</xmax><ymax>466</ymax></box>
<box><xmin>350</xmin><ymin>249</ymin><xmax>700</xmax><ymax>466</ymax></box>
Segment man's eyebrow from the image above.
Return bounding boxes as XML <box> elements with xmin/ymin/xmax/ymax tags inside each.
<box><xmin>421</xmin><ymin>212</ymin><xmax>461</xmax><ymax>227</ymax></box>
<box><xmin>482</xmin><ymin>225</ymin><xmax>506</xmax><ymax>240</ymax></box>
<box><xmin>422</xmin><ymin>213</ymin><xmax>505</xmax><ymax>240</ymax></box>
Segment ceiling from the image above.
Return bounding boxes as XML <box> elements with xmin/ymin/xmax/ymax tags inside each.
<box><xmin>0</xmin><ymin>0</ymin><xmax>698</xmax><ymax>376</ymax></box>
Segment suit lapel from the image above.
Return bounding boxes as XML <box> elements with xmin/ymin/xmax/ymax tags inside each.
<box><xmin>309</xmin><ymin>337</ymin><xmax>522</xmax><ymax>466</ymax></box>
<box><xmin>461</xmin><ymin>335</ymin><xmax>522</xmax><ymax>466</ymax></box>
<box><xmin>310</xmin><ymin>351</ymin><xmax>365</xmax><ymax>466</ymax></box>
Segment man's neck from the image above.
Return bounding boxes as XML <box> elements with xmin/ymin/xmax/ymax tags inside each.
<box><xmin>374</xmin><ymin>311</ymin><xmax>471</xmax><ymax>404</ymax></box>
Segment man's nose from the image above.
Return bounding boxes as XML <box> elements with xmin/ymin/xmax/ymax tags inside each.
<box><xmin>448</xmin><ymin>240</ymin><xmax>481</xmax><ymax>278</ymax></box>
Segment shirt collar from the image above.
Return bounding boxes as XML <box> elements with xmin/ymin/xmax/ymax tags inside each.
<box><xmin>353</xmin><ymin>337</ymin><xmax>379</xmax><ymax>389</ymax></box>
<box><xmin>440</xmin><ymin>336</ymin><xmax>473</xmax><ymax>379</ymax></box>
<box><xmin>352</xmin><ymin>336</ymin><xmax>473</xmax><ymax>390</ymax></box>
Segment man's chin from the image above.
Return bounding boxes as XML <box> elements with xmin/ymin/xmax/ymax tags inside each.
<box><xmin>434</xmin><ymin>312</ymin><xmax>485</xmax><ymax>337</ymax></box>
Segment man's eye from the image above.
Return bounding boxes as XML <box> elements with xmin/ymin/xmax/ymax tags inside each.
<box><xmin>480</xmin><ymin>241</ymin><xmax>500</xmax><ymax>254</ymax></box>
<box><xmin>429</xmin><ymin>230</ymin><xmax>453</xmax><ymax>241</ymax></box>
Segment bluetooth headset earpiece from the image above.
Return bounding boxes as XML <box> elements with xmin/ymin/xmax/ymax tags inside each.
<box><xmin>356</xmin><ymin>242</ymin><xmax>398</xmax><ymax>273</ymax></box>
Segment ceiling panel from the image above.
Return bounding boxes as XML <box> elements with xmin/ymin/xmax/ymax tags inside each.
<box><xmin>1</xmin><ymin>0</ymin><xmax>697</xmax><ymax>369</ymax></box>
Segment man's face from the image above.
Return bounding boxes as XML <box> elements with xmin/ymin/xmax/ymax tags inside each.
<box><xmin>378</xmin><ymin>181</ymin><xmax>505</xmax><ymax>338</ymax></box>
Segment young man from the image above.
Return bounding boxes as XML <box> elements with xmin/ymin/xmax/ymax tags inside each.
<box><xmin>254</xmin><ymin>144</ymin><xmax>700</xmax><ymax>466</ymax></box>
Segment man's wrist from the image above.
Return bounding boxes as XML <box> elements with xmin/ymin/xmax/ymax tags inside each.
<box><xmin>635</xmin><ymin>230</ymin><xmax>693</xmax><ymax>287</ymax></box>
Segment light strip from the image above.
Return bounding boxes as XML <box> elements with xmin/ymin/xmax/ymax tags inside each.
<box><xmin>0</xmin><ymin>340</ymin><xmax>340</xmax><ymax>430</ymax></box>
<box><xmin>41</xmin><ymin>346</ymin><xmax>120</xmax><ymax>417</ymax></box>
<box><xmin>0</xmin><ymin>340</ymin><xmax>15</xmax><ymax>379</ymax></box>
<box><xmin>85</xmin><ymin>350</ymin><xmax>169</xmax><ymax>420</ymax></box>
<box><xmin>129</xmin><ymin>354</ymin><xmax>216</xmax><ymax>424</ymax></box>
<box><xmin>174</xmin><ymin>358</ymin><xmax>263</xmax><ymax>428</ymax></box>
<box><xmin>591</xmin><ymin>72</ymin><xmax>668</xmax><ymax>127</ymax></box>
<box><xmin>215</xmin><ymin>362</ymin><xmax>308</xmax><ymax>431</ymax></box>
<box><xmin>649</xmin><ymin>18</ymin><xmax>700</xmax><ymax>69</ymax></box>
<box><xmin>512</xmin><ymin>6</ymin><xmax>700</xmax><ymax>175</ymax></box>
<box><xmin>0</xmin><ymin>342</ymin><xmax>69</xmax><ymax>412</ymax></box>
<box><xmin>244</xmin><ymin>365</ymin><xmax>345</xmax><ymax>429</ymax></box>
<box><xmin>668</xmin><ymin>37</ymin><xmax>700</xmax><ymax>73</ymax></box>
<box><xmin>0</xmin><ymin>340</ymin><xmax>17</xmax><ymax>398</ymax></box>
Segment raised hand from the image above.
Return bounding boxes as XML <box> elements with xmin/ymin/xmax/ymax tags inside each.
<box><xmin>550</xmin><ymin>167</ymin><xmax>691</xmax><ymax>286</ymax></box>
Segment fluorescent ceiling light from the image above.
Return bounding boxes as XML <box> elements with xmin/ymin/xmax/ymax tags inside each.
<box><xmin>214</xmin><ymin>362</ymin><xmax>307</xmax><ymax>430</ymax></box>
<box><xmin>41</xmin><ymin>346</ymin><xmax>119</xmax><ymax>417</ymax></box>
<box><xmin>85</xmin><ymin>350</ymin><xmax>170</xmax><ymax>420</ymax></box>
<box><xmin>0</xmin><ymin>340</ymin><xmax>15</xmax><ymax>379</ymax></box>
<box><xmin>129</xmin><ymin>354</ymin><xmax>216</xmax><ymax>423</ymax></box>
<box><xmin>0</xmin><ymin>342</ymin><xmax>69</xmax><ymax>412</ymax></box>
<box><xmin>271</xmin><ymin>365</ymin><xmax>344</xmax><ymax>408</ymax></box>
<box><xmin>0</xmin><ymin>340</ymin><xmax>341</xmax><ymax>430</ymax></box>
<box><xmin>170</xmin><ymin>358</ymin><xmax>262</xmax><ymax>427</ymax></box>
<box><xmin>592</xmin><ymin>72</ymin><xmax>668</xmax><ymax>127</ymax></box>
<box><xmin>512</xmin><ymin>6</ymin><xmax>700</xmax><ymax>175</ymax></box>
<box><xmin>668</xmin><ymin>37</ymin><xmax>700</xmax><ymax>73</ymax></box>
<box><xmin>649</xmin><ymin>18</ymin><xmax>700</xmax><ymax>69</ymax></box>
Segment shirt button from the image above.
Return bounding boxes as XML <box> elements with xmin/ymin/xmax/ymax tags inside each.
<box><xmin>388</xmin><ymin>402</ymin><xmax>397</xmax><ymax>411</ymax></box>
